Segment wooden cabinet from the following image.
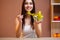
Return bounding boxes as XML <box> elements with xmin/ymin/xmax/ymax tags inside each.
<box><xmin>51</xmin><ymin>0</ymin><xmax>60</xmax><ymax>37</ymax></box>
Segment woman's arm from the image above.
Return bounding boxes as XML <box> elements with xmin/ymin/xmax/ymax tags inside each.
<box><xmin>34</xmin><ymin>20</ymin><xmax>42</xmax><ymax>38</ymax></box>
<box><xmin>16</xmin><ymin>15</ymin><xmax>23</xmax><ymax>38</ymax></box>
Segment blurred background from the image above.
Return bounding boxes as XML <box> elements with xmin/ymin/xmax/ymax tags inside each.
<box><xmin>0</xmin><ymin>0</ymin><xmax>51</xmax><ymax>37</ymax></box>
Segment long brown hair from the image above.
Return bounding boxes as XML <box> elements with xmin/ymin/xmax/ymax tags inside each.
<box><xmin>21</xmin><ymin>0</ymin><xmax>35</xmax><ymax>29</ymax></box>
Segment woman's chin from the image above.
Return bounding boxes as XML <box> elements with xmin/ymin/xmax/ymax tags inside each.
<box><xmin>26</xmin><ymin>10</ymin><xmax>32</xmax><ymax>12</ymax></box>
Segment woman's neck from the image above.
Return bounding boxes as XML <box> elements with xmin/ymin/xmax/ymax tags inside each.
<box><xmin>26</xmin><ymin>14</ymin><xmax>31</xmax><ymax>18</ymax></box>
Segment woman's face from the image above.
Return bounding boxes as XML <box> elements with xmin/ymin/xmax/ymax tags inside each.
<box><xmin>24</xmin><ymin>0</ymin><xmax>33</xmax><ymax>11</ymax></box>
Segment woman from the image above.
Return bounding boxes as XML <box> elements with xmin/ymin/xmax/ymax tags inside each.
<box><xmin>16</xmin><ymin>0</ymin><xmax>42</xmax><ymax>38</ymax></box>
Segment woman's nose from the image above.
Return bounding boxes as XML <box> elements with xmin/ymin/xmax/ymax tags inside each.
<box><xmin>27</xmin><ymin>3</ymin><xmax>30</xmax><ymax>6</ymax></box>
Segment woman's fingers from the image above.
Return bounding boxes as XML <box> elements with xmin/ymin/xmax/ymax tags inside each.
<box><xmin>34</xmin><ymin>20</ymin><xmax>42</xmax><ymax>24</ymax></box>
<box><xmin>17</xmin><ymin>15</ymin><xmax>23</xmax><ymax>22</ymax></box>
<box><xmin>19</xmin><ymin>15</ymin><xmax>23</xmax><ymax>19</ymax></box>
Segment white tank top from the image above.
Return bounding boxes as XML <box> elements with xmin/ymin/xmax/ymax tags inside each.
<box><xmin>23</xmin><ymin>25</ymin><xmax>33</xmax><ymax>33</ymax></box>
<box><xmin>23</xmin><ymin>24</ymin><xmax>33</xmax><ymax>35</ymax></box>
<box><xmin>23</xmin><ymin>18</ymin><xmax>37</xmax><ymax>38</ymax></box>
<box><xmin>23</xmin><ymin>24</ymin><xmax>37</xmax><ymax>38</ymax></box>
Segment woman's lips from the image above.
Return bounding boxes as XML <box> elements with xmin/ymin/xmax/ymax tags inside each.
<box><xmin>27</xmin><ymin>6</ymin><xmax>29</xmax><ymax>9</ymax></box>
<box><xmin>26</xmin><ymin>6</ymin><xmax>31</xmax><ymax>9</ymax></box>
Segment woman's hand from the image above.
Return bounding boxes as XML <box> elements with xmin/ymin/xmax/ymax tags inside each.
<box><xmin>34</xmin><ymin>19</ymin><xmax>43</xmax><ymax>24</ymax></box>
<box><xmin>17</xmin><ymin>15</ymin><xmax>23</xmax><ymax>22</ymax></box>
